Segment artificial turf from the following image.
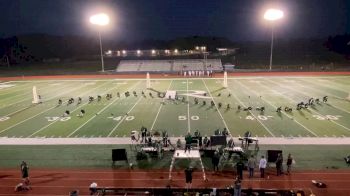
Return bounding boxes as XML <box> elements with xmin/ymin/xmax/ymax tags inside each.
<box><xmin>0</xmin><ymin>76</ymin><xmax>349</xmax><ymax>138</ymax></box>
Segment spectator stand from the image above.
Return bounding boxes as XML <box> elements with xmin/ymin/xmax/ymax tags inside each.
<box><xmin>169</xmin><ymin>150</ymin><xmax>207</xmax><ymax>181</ymax></box>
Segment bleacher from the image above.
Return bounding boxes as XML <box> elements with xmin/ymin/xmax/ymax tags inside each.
<box><xmin>116</xmin><ymin>59</ymin><xmax>223</xmax><ymax>73</ymax></box>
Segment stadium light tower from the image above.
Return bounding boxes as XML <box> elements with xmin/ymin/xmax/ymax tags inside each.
<box><xmin>264</xmin><ymin>9</ymin><xmax>283</xmax><ymax>71</ymax></box>
<box><xmin>90</xmin><ymin>13</ymin><xmax>110</xmax><ymax>72</ymax></box>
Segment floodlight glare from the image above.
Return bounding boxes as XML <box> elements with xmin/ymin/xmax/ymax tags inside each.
<box><xmin>264</xmin><ymin>9</ymin><xmax>283</xmax><ymax>21</ymax></box>
<box><xmin>122</xmin><ymin>50</ymin><xmax>126</xmax><ymax>54</ymax></box>
<box><xmin>151</xmin><ymin>50</ymin><xmax>156</xmax><ymax>54</ymax></box>
<box><xmin>174</xmin><ymin>49</ymin><xmax>178</xmax><ymax>53</ymax></box>
<box><xmin>264</xmin><ymin>9</ymin><xmax>284</xmax><ymax>71</ymax></box>
<box><xmin>137</xmin><ymin>50</ymin><xmax>141</xmax><ymax>54</ymax></box>
<box><xmin>90</xmin><ymin>13</ymin><xmax>110</xmax><ymax>26</ymax></box>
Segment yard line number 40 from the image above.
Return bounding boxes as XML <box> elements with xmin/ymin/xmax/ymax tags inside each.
<box><xmin>246</xmin><ymin>115</ymin><xmax>272</xmax><ymax>121</ymax></box>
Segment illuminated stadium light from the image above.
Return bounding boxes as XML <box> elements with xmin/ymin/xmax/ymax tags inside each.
<box><xmin>89</xmin><ymin>13</ymin><xmax>110</xmax><ymax>26</ymax></box>
<box><xmin>174</xmin><ymin>49</ymin><xmax>178</xmax><ymax>54</ymax></box>
<box><xmin>122</xmin><ymin>50</ymin><xmax>126</xmax><ymax>54</ymax></box>
<box><xmin>264</xmin><ymin>8</ymin><xmax>283</xmax><ymax>71</ymax></box>
<box><xmin>137</xmin><ymin>50</ymin><xmax>141</xmax><ymax>55</ymax></box>
<box><xmin>165</xmin><ymin>49</ymin><xmax>170</xmax><ymax>54</ymax></box>
<box><xmin>195</xmin><ymin>46</ymin><xmax>199</xmax><ymax>50</ymax></box>
<box><xmin>264</xmin><ymin>9</ymin><xmax>284</xmax><ymax>21</ymax></box>
<box><xmin>151</xmin><ymin>50</ymin><xmax>156</xmax><ymax>54</ymax></box>
<box><xmin>89</xmin><ymin>13</ymin><xmax>110</xmax><ymax>72</ymax></box>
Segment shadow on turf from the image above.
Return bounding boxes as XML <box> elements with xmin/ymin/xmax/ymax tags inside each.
<box><xmin>210</xmin><ymin>87</ymin><xmax>225</xmax><ymax>94</ymax></box>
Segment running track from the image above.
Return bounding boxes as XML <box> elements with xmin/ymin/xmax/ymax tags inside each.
<box><xmin>0</xmin><ymin>168</ymin><xmax>350</xmax><ymax>195</ymax></box>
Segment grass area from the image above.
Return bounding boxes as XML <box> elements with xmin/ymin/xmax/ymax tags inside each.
<box><xmin>0</xmin><ymin>76</ymin><xmax>349</xmax><ymax>138</ymax></box>
<box><xmin>0</xmin><ymin>144</ymin><xmax>348</xmax><ymax>171</ymax></box>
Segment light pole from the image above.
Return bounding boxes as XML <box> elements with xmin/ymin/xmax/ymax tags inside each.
<box><xmin>90</xmin><ymin>13</ymin><xmax>110</xmax><ymax>72</ymax></box>
<box><xmin>264</xmin><ymin>9</ymin><xmax>283</xmax><ymax>71</ymax></box>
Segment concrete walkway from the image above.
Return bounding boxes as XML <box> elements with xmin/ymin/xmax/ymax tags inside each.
<box><xmin>0</xmin><ymin>137</ymin><xmax>349</xmax><ymax>145</ymax></box>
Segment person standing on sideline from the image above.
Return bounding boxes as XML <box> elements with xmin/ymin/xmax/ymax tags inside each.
<box><xmin>259</xmin><ymin>155</ymin><xmax>267</xmax><ymax>178</ymax></box>
<box><xmin>20</xmin><ymin>161</ymin><xmax>29</xmax><ymax>182</ymax></box>
<box><xmin>247</xmin><ymin>155</ymin><xmax>256</xmax><ymax>178</ymax></box>
<box><xmin>276</xmin><ymin>153</ymin><xmax>283</xmax><ymax>176</ymax></box>
<box><xmin>184</xmin><ymin>167</ymin><xmax>193</xmax><ymax>190</ymax></box>
<box><xmin>286</xmin><ymin>153</ymin><xmax>293</xmax><ymax>175</ymax></box>
<box><xmin>212</xmin><ymin>151</ymin><xmax>220</xmax><ymax>172</ymax></box>
<box><xmin>184</xmin><ymin>132</ymin><xmax>192</xmax><ymax>153</ymax></box>
<box><xmin>236</xmin><ymin>159</ymin><xmax>244</xmax><ymax>180</ymax></box>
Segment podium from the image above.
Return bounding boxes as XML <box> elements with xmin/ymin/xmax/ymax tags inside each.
<box><xmin>169</xmin><ymin>150</ymin><xmax>206</xmax><ymax>181</ymax></box>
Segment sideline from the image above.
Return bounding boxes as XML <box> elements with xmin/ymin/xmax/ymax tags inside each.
<box><xmin>0</xmin><ymin>137</ymin><xmax>349</xmax><ymax>145</ymax></box>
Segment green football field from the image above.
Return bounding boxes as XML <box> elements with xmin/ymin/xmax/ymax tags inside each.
<box><xmin>0</xmin><ymin>75</ymin><xmax>349</xmax><ymax>138</ymax></box>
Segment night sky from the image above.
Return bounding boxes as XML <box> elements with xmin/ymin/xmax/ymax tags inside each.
<box><xmin>1</xmin><ymin>0</ymin><xmax>349</xmax><ymax>42</ymax></box>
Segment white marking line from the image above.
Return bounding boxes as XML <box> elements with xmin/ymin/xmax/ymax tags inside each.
<box><xmin>236</xmin><ymin>80</ymin><xmax>318</xmax><ymax>137</ymax></box>
<box><xmin>226</xmin><ymin>80</ymin><xmax>275</xmax><ymax>137</ymax></box>
<box><xmin>187</xmin><ymin>79</ymin><xmax>191</xmax><ymax>132</ymax></box>
<box><xmin>28</xmin><ymin>82</ymin><xmax>111</xmax><ymax>137</ymax></box>
<box><xmin>0</xmin><ymin>83</ymin><xmax>63</xmax><ymax>111</ymax></box>
<box><xmin>202</xmin><ymin>79</ymin><xmax>232</xmax><ymax>137</ymax></box>
<box><xmin>266</xmin><ymin>78</ymin><xmax>350</xmax><ymax>132</ymax></box>
<box><xmin>294</xmin><ymin>79</ymin><xmax>350</xmax><ymax>114</ymax></box>
<box><xmin>7</xmin><ymin>75</ymin><xmax>350</xmax><ymax>84</ymax></box>
<box><xmin>0</xmin><ymin>82</ymin><xmax>32</xmax><ymax>94</ymax></box>
<box><xmin>305</xmin><ymin>78</ymin><xmax>350</xmax><ymax>93</ymax></box>
<box><xmin>5</xmin><ymin>91</ymin><xmax>68</xmax><ymax>119</ymax></box>
<box><xmin>107</xmin><ymin>97</ymin><xmax>143</xmax><ymax>137</ymax></box>
<box><xmin>150</xmin><ymin>80</ymin><xmax>173</xmax><ymax>130</ymax></box>
<box><xmin>68</xmin><ymin>81</ymin><xmax>141</xmax><ymax>137</ymax></box>
<box><xmin>0</xmin><ymin>83</ymin><xmax>90</xmax><ymax>135</ymax></box>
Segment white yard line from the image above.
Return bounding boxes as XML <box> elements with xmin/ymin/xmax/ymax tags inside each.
<box><xmin>27</xmin><ymin>82</ymin><xmax>112</xmax><ymax>138</ymax></box>
<box><xmin>186</xmin><ymin>79</ymin><xmax>191</xmax><ymax>132</ymax></box>
<box><xmin>225</xmin><ymin>80</ymin><xmax>275</xmax><ymax>137</ymax></box>
<box><xmin>236</xmin><ymin>80</ymin><xmax>318</xmax><ymax>137</ymax></box>
<box><xmin>201</xmin><ymin>79</ymin><xmax>232</xmax><ymax>137</ymax></box>
<box><xmin>0</xmin><ymin>83</ymin><xmax>89</xmax><ymax>135</ymax></box>
<box><xmin>0</xmin><ymin>83</ymin><xmax>66</xmax><ymax>111</ymax></box>
<box><xmin>150</xmin><ymin>80</ymin><xmax>173</xmax><ymax>130</ymax></box>
<box><xmin>266</xmin><ymin>78</ymin><xmax>350</xmax><ymax>132</ymax></box>
<box><xmin>294</xmin><ymin>80</ymin><xmax>350</xmax><ymax>114</ymax></box>
<box><xmin>107</xmin><ymin>96</ymin><xmax>143</xmax><ymax>137</ymax></box>
<box><xmin>0</xmin><ymin>83</ymin><xmax>32</xmax><ymax>96</ymax></box>
<box><xmin>8</xmin><ymin>75</ymin><xmax>350</xmax><ymax>83</ymax></box>
<box><xmin>302</xmin><ymin>78</ymin><xmax>350</xmax><ymax>94</ymax></box>
<box><xmin>68</xmin><ymin>81</ymin><xmax>141</xmax><ymax>137</ymax></box>
<box><xmin>0</xmin><ymin>83</ymin><xmax>51</xmax><ymax>102</ymax></box>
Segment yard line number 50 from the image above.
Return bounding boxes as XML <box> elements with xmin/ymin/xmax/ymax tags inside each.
<box><xmin>178</xmin><ymin>116</ymin><xmax>199</xmax><ymax>120</ymax></box>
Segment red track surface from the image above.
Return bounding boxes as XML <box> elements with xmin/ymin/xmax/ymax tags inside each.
<box><xmin>0</xmin><ymin>168</ymin><xmax>350</xmax><ymax>195</ymax></box>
